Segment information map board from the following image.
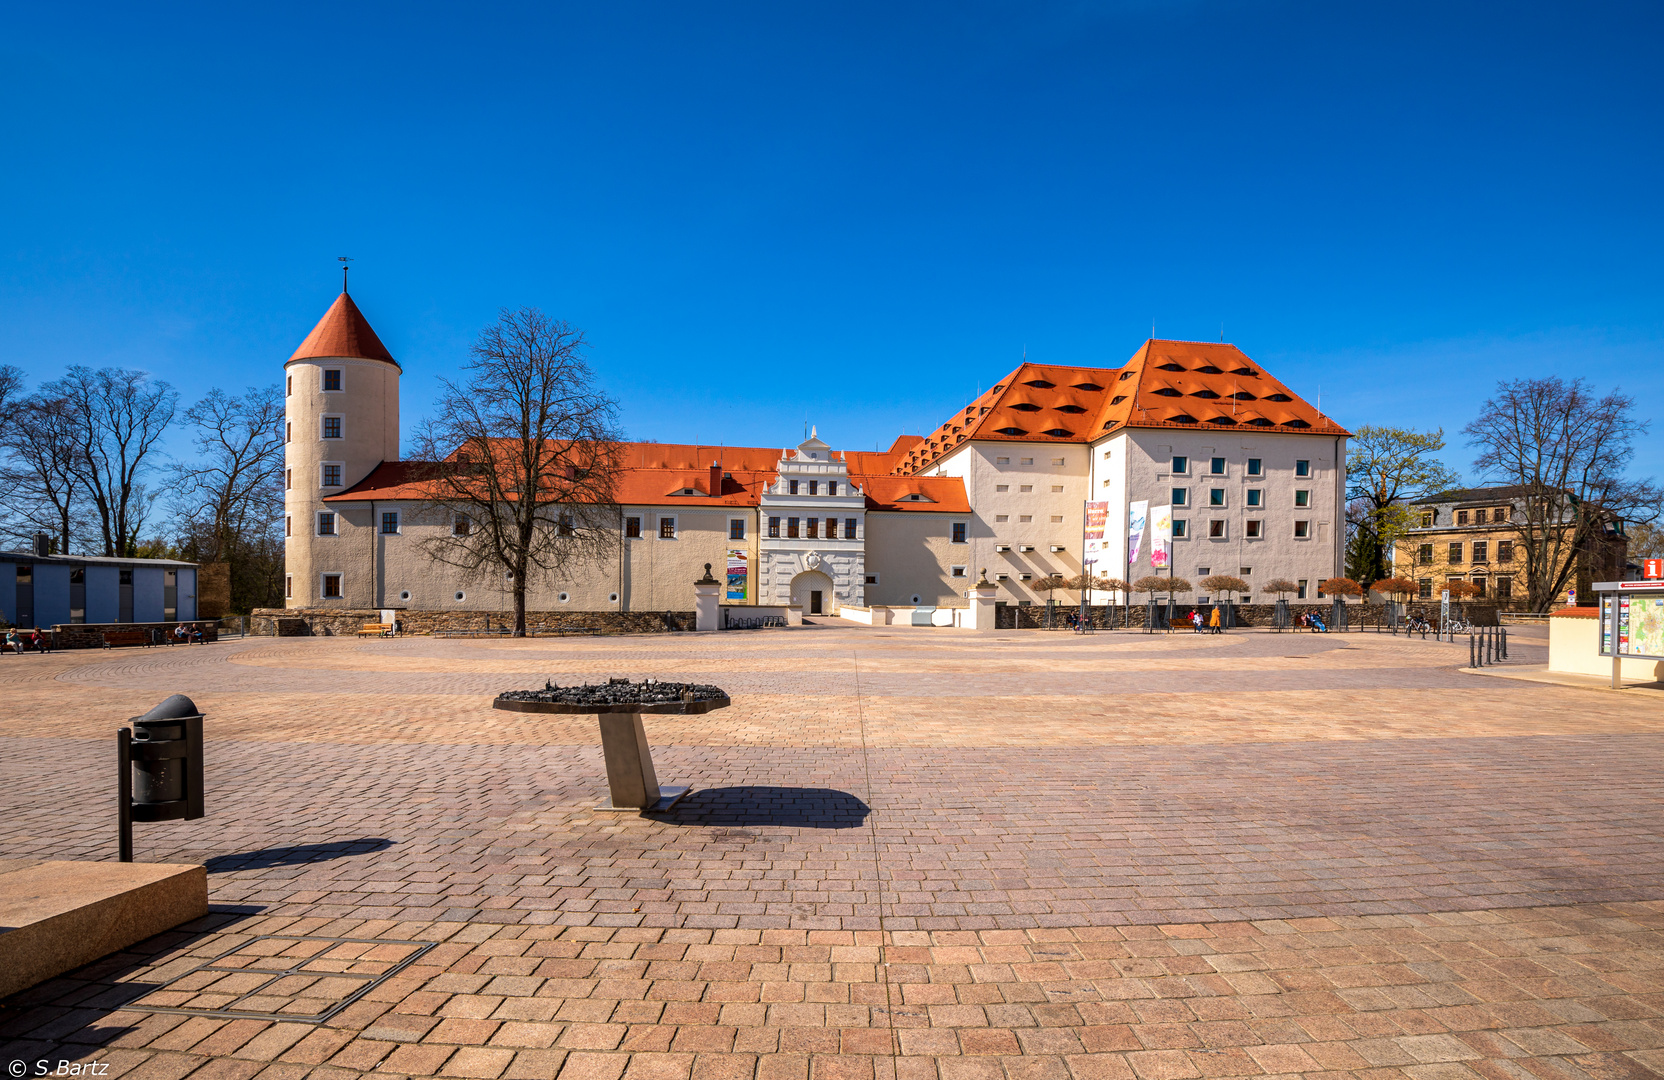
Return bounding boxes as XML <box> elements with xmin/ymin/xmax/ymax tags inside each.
<box><xmin>1600</xmin><ymin>590</ymin><xmax>1664</xmax><ymax>660</ymax></box>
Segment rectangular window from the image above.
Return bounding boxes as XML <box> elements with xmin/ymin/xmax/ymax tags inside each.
<box><xmin>1172</xmin><ymin>455</ymin><xmax>1188</xmax><ymax>474</ymax></box>
<box><xmin>1419</xmin><ymin>543</ymin><xmax>1434</xmax><ymax>564</ymax></box>
<box><xmin>317</xmin><ymin>512</ymin><xmax>336</xmax><ymax>536</ymax></box>
<box><xmin>285</xmin><ymin>515</ymin><xmax>291</xmax><ymax>537</ymax></box>
<box><xmin>381</xmin><ymin>511</ymin><xmax>400</xmax><ymax>535</ymax></box>
<box><xmin>1422</xmin><ymin>512</ymin><xmax>1435</xmax><ymax>528</ymax></box>
<box><xmin>1019</xmin><ymin>514</ymin><xmax>1032</xmax><ymax>522</ymax></box>
<box><xmin>285</xmin><ymin>421</ymin><xmax>291</xmax><ymax>443</ymax></box>
<box><xmin>321</xmin><ymin>574</ymin><xmax>342</xmax><ymax>598</ymax></box>
<box><xmin>658</xmin><ymin>516</ymin><xmax>676</xmax><ymax>539</ymax></box>
<box><xmin>806</xmin><ymin>518</ymin><xmax>819</xmax><ymax>539</ymax></box>
<box><xmin>625</xmin><ymin>516</ymin><xmax>641</xmax><ymax>538</ymax></box>
<box><xmin>1020</xmin><ymin>457</ymin><xmax>1033</xmax><ymax>465</ymax></box>
<box><xmin>865</xmin><ymin>573</ymin><xmax>879</xmax><ymax>585</ymax></box>
<box><xmin>1051</xmin><ymin>457</ymin><xmax>1064</xmax><ymax>466</ymax></box>
<box><xmin>1172</xmin><ymin>519</ymin><xmax>1188</xmax><ymax>538</ymax></box>
<box><xmin>1472</xmin><ymin>541</ymin><xmax>1489</xmax><ymax>563</ymax></box>
<box><xmin>1196</xmin><ymin>567</ymin><xmax>1212</xmax><ymax>577</ymax></box>
<box><xmin>952</xmin><ymin>566</ymin><xmax>967</xmax><ymax>578</ymax></box>
<box><xmin>809</xmin><ymin>481</ymin><xmax>818</xmax><ymax>495</ymax></box>
<box><xmin>322</xmin><ymin>464</ymin><xmax>342</xmax><ymax>487</ymax></box>
<box><xmin>322</xmin><ymin>416</ymin><xmax>342</xmax><ymax>439</ymax></box>
<box><xmin>1245</xmin><ymin>520</ymin><xmax>1262</xmax><ymax>538</ymax></box>
<box><xmin>787</xmin><ymin>517</ymin><xmax>800</xmax><ymax>538</ymax></box>
<box><xmin>996</xmin><ymin>484</ymin><xmax>1009</xmax><ymax>492</ymax></box>
<box><xmin>1050</xmin><ymin>485</ymin><xmax>1063</xmax><ymax>493</ymax></box>
<box><xmin>1246</xmin><ymin>458</ymin><xmax>1262</xmax><ymax>476</ymax></box>
<box><xmin>996</xmin><ymin>457</ymin><xmax>1009</xmax><ymax>465</ymax></box>
<box><xmin>1209</xmin><ymin>489</ymin><xmax>1225</xmax><ymax>507</ymax></box>
<box><xmin>995</xmin><ymin>514</ymin><xmax>1009</xmax><ymax>522</ymax></box>
<box><xmin>844</xmin><ymin>518</ymin><xmax>857</xmax><ymax>539</ymax></box>
<box><xmin>69</xmin><ymin>566</ymin><xmax>85</xmax><ymax>623</ymax></box>
<box><xmin>1294</xmin><ymin>520</ymin><xmax>1310</xmax><ymax>538</ymax></box>
<box><xmin>453</xmin><ymin>515</ymin><xmax>471</xmax><ymax>536</ymax></box>
<box><xmin>1448</xmin><ymin>542</ymin><xmax>1463</xmax><ymax>563</ymax></box>
<box><xmin>1497</xmin><ymin>540</ymin><xmax>1514</xmax><ymax>562</ymax></box>
<box><xmin>1210</xmin><ymin>457</ymin><xmax>1225</xmax><ymax>475</ymax></box>
<box><xmin>828</xmin><ymin>482</ymin><xmax>838</xmax><ymax>496</ymax></box>
<box><xmin>1295</xmin><ymin>459</ymin><xmax>1310</xmax><ymax>477</ymax></box>
<box><xmin>1496</xmin><ymin>576</ymin><xmax>1512</xmax><ymax>599</ymax></box>
<box><xmin>951</xmin><ymin>522</ymin><xmax>968</xmax><ymax>543</ymax></box>
<box><xmin>1473</xmin><ymin>577</ymin><xmax>1488</xmax><ymax>599</ymax></box>
<box><xmin>323</xmin><ymin>369</ymin><xmax>342</xmax><ymax>391</ymax></box>
<box><xmin>285</xmin><ymin>574</ymin><xmax>293</xmax><ymax>599</ymax></box>
<box><xmin>1246</xmin><ymin>489</ymin><xmax>1261</xmax><ymax>507</ymax></box>
<box><xmin>286</xmin><ymin>375</ymin><xmax>292</xmax><ymax>396</ymax></box>
<box><xmin>1209</xmin><ymin>520</ymin><xmax>1226</xmax><ymax>538</ymax></box>
<box><xmin>729</xmin><ymin>519</ymin><xmax>745</xmax><ymax>540</ymax></box>
<box><xmin>1495</xmin><ymin>507</ymin><xmax>1509</xmax><ymax>521</ymax></box>
<box><xmin>558</xmin><ymin>513</ymin><xmax>574</xmax><ymax>537</ymax></box>
<box><xmin>1475</xmin><ymin>509</ymin><xmax>1488</xmax><ymax>524</ymax></box>
<box><xmin>1020</xmin><ymin>485</ymin><xmax>1033</xmax><ymax>492</ymax></box>
<box><xmin>1419</xmin><ymin>578</ymin><xmax>1433</xmax><ymax>599</ymax></box>
<box><xmin>1294</xmin><ymin>490</ymin><xmax>1310</xmax><ymax>507</ymax></box>
<box><xmin>1239</xmin><ymin>567</ymin><xmax>1252</xmax><ymax>577</ymax></box>
<box><xmin>1172</xmin><ymin>488</ymin><xmax>1188</xmax><ymax>506</ymax></box>
<box><xmin>1297</xmin><ymin>579</ymin><xmax>1308</xmax><ymax>599</ymax></box>
<box><xmin>1457</xmin><ymin>510</ymin><xmax>1470</xmax><ymax>525</ymax></box>
<box><xmin>1050</xmin><ymin>515</ymin><xmax>1063</xmax><ymax>523</ymax></box>
<box><xmin>285</xmin><ymin>468</ymin><xmax>291</xmax><ymax>491</ymax></box>
<box><xmin>789</xmin><ymin>480</ymin><xmax>799</xmax><ymax>495</ymax></box>
<box><xmin>768</xmin><ymin>517</ymin><xmax>780</xmax><ymax>538</ymax></box>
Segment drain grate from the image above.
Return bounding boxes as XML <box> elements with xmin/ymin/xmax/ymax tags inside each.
<box><xmin>125</xmin><ymin>934</ymin><xmax>436</xmax><ymax>1023</ymax></box>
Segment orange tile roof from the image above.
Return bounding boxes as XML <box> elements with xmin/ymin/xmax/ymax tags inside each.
<box><xmin>325</xmin><ymin>440</ymin><xmax>968</xmax><ymax>512</ymax></box>
<box><xmin>289</xmin><ymin>291</ymin><xmax>397</xmax><ymax>365</ymax></box>
<box><xmin>897</xmin><ymin>341</ymin><xmax>1348</xmax><ymax>474</ymax></box>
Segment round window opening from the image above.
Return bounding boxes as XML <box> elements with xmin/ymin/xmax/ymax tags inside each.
<box><xmin>558</xmin><ymin>592</ymin><xmax>570</xmax><ymax>603</ymax></box>
<box><xmin>608</xmin><ymin>593</ymin><xmax>619</xmax><ymax>603</ymax></box>
<box><xmin>454</xmin><ymin>591</ymin><xmax>466</xmax><ymax>602</ymax></box>
<box><xmin>399</xmin><ymin>590</ymin><xmax>411</xmax><ymax>602</ymax></box>
<box><xmin>911</xmin><ymin>594</ymin><xmax>922</xmax><ymax>604</ymax></box>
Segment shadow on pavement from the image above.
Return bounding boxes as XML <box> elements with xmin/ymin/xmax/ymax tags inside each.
<box><xmin>665</xmin><ymin>786</ymin><xmax>871</xmax><ymax>829</ymax></box>
<box><xmin>204</xmin><ymin>837</ymin><xmax>395</xmax><ymax>872</ymax></box>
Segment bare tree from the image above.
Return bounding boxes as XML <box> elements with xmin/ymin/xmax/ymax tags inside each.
<box><xmin>1465</xmin><ymin>376</ymin><xmax>1663</xmax><ymax>611</ymax></box>
<box><xmin>1345</xmin><ymin>426</ymin><xmax>1462</xmax><ymax>584</ymax></box>
<box><xmin>0</xmin><ymin>364</ymin><xmax>23</xmax><ymax>427</ymax></box>
<box><xmin>0</xmin><ymin>394</ymin><xmax>88</xmax><ymax>553</ymax></box>
<box><xmin>1199</xmin><ymin>574</ymin><xmax>1250</xmax><ymax>602</ymax></box>
<box><xmin>1260</xmin><ymin>578</ymin><xmax>1299</xmax><ymax>600</ymax></box>
<box><xmin>411</xmin><ymin>308</ymin><xmax>624</xmax><ymax>636</ymax></box>
<box><xmin>171</xmin><ymin>386</ymin><xmax>287</xmax><ymax>611</ymax></box>
<box><xmin>45</xmin><ymin>366</ymin><xmax>178</xmax><ymax>557</ymax></box>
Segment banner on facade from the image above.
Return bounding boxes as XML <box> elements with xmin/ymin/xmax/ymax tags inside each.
<box><xmin>1150</xmin><ymin>505</ymin><xmax>1172</xmax><ymax>569</ymax></box>
<box><xmin>726</xmin><ymin>549</ymin><xmax>748</xmax><ymax>601</ymax></box>
<box><xmin>1127</xmin><ymin>501</ymin><xmax>1147</xmax><ymax>569</ymax></box>
<box><xmin>1083</xmin><ymin>501</ymin><xmax>1109</xmax><ymax>575</ymax></box>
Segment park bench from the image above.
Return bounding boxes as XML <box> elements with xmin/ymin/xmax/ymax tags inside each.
<box><xmin>356</xmin><ymin>622</ymin><xmax>394</xmax><ymax>638</ymax></box>
<box><xmin>103</xmin><ymin>630</ymin><xmax>152</xmax><ymax>649</ymax></box>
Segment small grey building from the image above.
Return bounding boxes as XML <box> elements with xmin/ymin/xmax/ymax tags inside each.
<box><xmin>0</xmin><ymin>544</ymin><xmax>198</xmax><ymax>629</ymax></box>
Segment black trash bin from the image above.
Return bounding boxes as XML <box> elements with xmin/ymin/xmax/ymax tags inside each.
<box><xmin>129</xmin><ymin>694</ymin><xmax>205</xmax><ymax>822</ymax></box>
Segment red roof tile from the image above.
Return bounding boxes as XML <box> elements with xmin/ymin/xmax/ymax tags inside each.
<box><xmin>289</xmin><ymin>291</ymin><xmax>397</xmax><ymax>365</ymax></box>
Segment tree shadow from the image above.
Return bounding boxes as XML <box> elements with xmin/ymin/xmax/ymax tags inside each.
<box><xmin>204</xmin><ymin>837</ymin><xmax>395</xmax><ymax>873</ymax></box>
<box><xmin>663</xmin><ymin>786</ymin><xmax>871</xmax><ymax>829</ymax></box>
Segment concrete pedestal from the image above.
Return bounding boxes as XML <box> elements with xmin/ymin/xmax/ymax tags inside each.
<box><xmin>0</xmin><ymin>859</ymin><xmax>207</xmax><ymax>999</ymax></box>
<box><xmin>595</xmin><ymin>713</ymin><xmax>689</xmax><ymax>812</ymax></box>
<box><xmin>694</xmin><ymin>580</ymin><xmax>721</xmax><ymax>631</ymax></box>
<box><xmin>964</xmin><ymin>578</ymin><xmax>999</xmax><ymax>630</ymax></box>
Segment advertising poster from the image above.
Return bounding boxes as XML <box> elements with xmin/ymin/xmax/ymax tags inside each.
<box><xmin>1150</xmin><ymin>505</ymin><xmax>1172</xmax><ymax>569</ymax></box>
<box><xmin>725</xmin><ymin>549</ymin><xmax>748</xmax><ymax>602</ymax></box>
<box><xmin>1082</xmin><ymin>501</ymin><xmax>1109</xmax><ymax>574</ymax></box>
<box><xmin>1127</xmin><ymin>501</ymin><xmax>1148</xmax><ymax>569</ymax></box>
<box><xmin>1631</xmin><ymin>597</ymin><xmax>1664</xmax><ymax>658</ymax></box>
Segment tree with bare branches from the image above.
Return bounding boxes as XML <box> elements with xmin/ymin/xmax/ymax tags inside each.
<box><xmin>0</xmin><ymin>393</ymin><xmax>87</xmax><ymax>553</ymax></box>
<box><xmin>1464</xmin><ymin>376</ymin><xmax>1661</xmax><ymax>611</ymax></box>
<box><xmin>411</xmin><ymin>308</ymin><xmax>624</xmax><ymax>636</ymax></box>
<box><xmin>45</xmin><ymin>366</ymin><xmax>178</xmax><ymax>557</ymax></box>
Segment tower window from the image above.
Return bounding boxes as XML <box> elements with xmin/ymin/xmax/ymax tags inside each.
<box><xmin>285</xmin><ymin>574</ymin><xmax>292</xmax><ymax>599</ymax></box>
<box><xmin>322</xmin><ymin>464</ymin><xmax>342</xmax><ymax>487</ymax></box>
<box><xmin>381</xmin><ymin>512</ymin><xmax>400</xmax><ymax>535</ymax></box>
<box><xmin>286</xmin><ymin>375</ymin><xmax>292</xmax><ymax>396</ymax></box>
<box><xmin>323</xmin><ymin>369</ymin><xmax>342</xmax><ymax>391</ymax></box>
<box><xmin>285</xmin><ymin>469</ymin><xmax>291</xmax><ymax>491</ymax></box>
<box><xmin>322</xmin><ymin>416</ymin><xmax>342</xmax><ymax>439</ymax></box>
<box><xmin>316</xmin><ymin>512</ymin><xmax>336</xmax><ymax>536</ymax></box>
<box><xmin>625</xmin><ymin>516</ymin><xmax>641</xmax><ymax>538</ymax></box>
<box><xmin>321</xmin><ymin>574</ymin><xmax>342</xmax><ymax>598</ymax></box>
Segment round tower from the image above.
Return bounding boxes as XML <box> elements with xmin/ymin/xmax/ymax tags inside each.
<box><xmin>283</xmin><ymin>287</ymin><xmax>401</xmax><ymax>609</ymax></box>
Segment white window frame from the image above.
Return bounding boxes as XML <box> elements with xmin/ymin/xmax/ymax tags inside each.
<box><xmin>658</xmin><ymin>515</ymin><xmax>677</xmax><ymax>539</ymax></box>
<box><xmin>1172</xmin><ymin>519</ymin><xmax>1188</xmax><ymax>538</ymax></box>
<box><xmin>321</xmin><ymin>368</ymin><xmax>344</xmax><ymax>393</ymax></box>
<box><xmin>1208</xmin><ymin>519</ymin><xmax>1228</xmax><ymax>540</ymax></box>
<box><xmin>1245</xmin><ymin>519</ymin><xmax>1264</xmax><ymax>539</ymax></box>
<box><xmin>1019</xmin><ymin>457</ymin><xmax>1034</xmax><ymax>466</ymax></box>
<box><xmin>951</xmin><ymin>565</ymin><xmax>967</xmax><ymax>578</ymax></box>
<box><xmin>1171</xmin><ymin>455</ymin><xmax>1189</xmax><ymax>474</ymax></box>
<box><xmin>1294</xmin><ymin>489</ymin><xmax>1311</xmax><ymax>508</ymax></box>
<box><xmin>452</xmin><ymin>514</ymin><xmax>471</xmax><ymax>536</ymax></box>
<box><xmin>319</xmin><ymin>572</ymin><xmax>343</xmax><ymax>599</ymax></box>
<box><xmin>1246</xmin><ymin>488</ymin><xmax>1263</xmax><ymax>507</ymax></box>
<box><xmin>316</xmin><ymin>511</ymin><xmax>338</xmax><ymax>537</ymax></box>
<box><xmin>1210</xmin><ymin>457</ymin><xmax>1226</xmax><ymax>475</ymax></box>
<box><xmin>1246</xmin><ymin>458</ymin><xmax>1262</xmax><ymax>476</ymax></box>
<box><xmin>321</xmin><ymin>461</ymin><xmax>345</xmax><ymax>488</ymax></box>
<box><xmin>1294</xmin><ymin>520</ymin><xmax>1311</xmax><ymax>539</ymax></box>
<box><xmin>1295</xmin><ymin>459</ymin><xmax>1311</xmax><ymax>477</ymax></box>
<box><xmin>729</xmin><ymin>518</ymin><xmax>746</xmax><ymax>541</ymax></box>
<box><xmin>380</xmin><ymin>510</ymin><xmax>401</xmax><ymax>536</ymax></box>
<box><xmin>320</xmin><ymin>414</ymin><xmax>344</xmax><ymax>441</ymax></box>
<box><xmin>1208</xmin><ymin>488</ymin><xmax>1226</xmax><ymax>508</ymax></box>
<box><xmin>1171</xmin><ymin>487</ymin><xmax>1188</xmax><ymax>507</ymax></box>
<box><xmin>950</xmin><ymin>520</ymin><xmax>969</xmax><ymax>544</ymax></box>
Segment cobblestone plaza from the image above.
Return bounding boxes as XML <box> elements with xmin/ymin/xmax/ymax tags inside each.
<box><xmin>6</xmin><ymin>625</ymin><xmax>1664</xmax><ymax>1080</ymax></box>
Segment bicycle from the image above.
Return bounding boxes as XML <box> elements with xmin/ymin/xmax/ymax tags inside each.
<box><xmin>1445</xmin><ymin>616</ymin><xmax>1473</xmax><ymax>635</ymax></box>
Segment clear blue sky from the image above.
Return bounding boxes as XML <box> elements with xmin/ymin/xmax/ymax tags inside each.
<box><xmin>4</xmin><ymin>1</ymin><xmax>1661</xmax><ymax>477</ymax></box>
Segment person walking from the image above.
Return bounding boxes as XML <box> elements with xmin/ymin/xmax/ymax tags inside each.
<box><xmin>1208</xmin><ymin>606</ymin><xmax>1223</xmax><ymax>634</ymax></box>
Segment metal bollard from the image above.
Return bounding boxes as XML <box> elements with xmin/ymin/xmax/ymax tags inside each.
<box><xmin>1500</xmin><ymin>625</ymin><xmax>1508</xmax><ymax>660</ymax></box>
<box><xmin>1486</xmin><ymin>627</ymin><xmax>1494</xmax><ymax>664</ymax></box>
<box><xmin>1469</xmin><ymin>632</ymin><xmax>1476</xmax><ymax>667</ymax></box>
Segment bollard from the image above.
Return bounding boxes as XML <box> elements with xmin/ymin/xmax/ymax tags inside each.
<box><xmin>1500</xmin><ymin>625</ymin><xmax>1508</xmax><ymax>660</ymax></box>
<box><xmin>1486</xmin><ymin>627</ymin><xmax>1494</xmax><ymax>664</ymax></box>
<box><xmin>1469</xmin><ymin>632</ymin><xmax>1476</xmax><ymax>667</ymax></box>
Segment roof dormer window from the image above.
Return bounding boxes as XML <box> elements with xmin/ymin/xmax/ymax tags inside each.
<box><xmin>1023</xmin><ymin>379</ymin><xmax>1056</xmax><ymax>388</ymax></box>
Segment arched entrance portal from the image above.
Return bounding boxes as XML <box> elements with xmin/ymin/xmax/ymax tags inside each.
<box><xmin>790</xmin><ymin>570</ymin><xmax>837</xmax><ymax>616</ymax></box>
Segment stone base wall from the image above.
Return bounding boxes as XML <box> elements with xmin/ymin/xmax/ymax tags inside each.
<box><xmin>250</xmin><ymin>608</ymin><xmax>696</xmax><ymax>637</ymax></box>
<box><xmin>46</xmin><ymin>622</ymin><xmax>220</xmax><ymax>650</ymax></box>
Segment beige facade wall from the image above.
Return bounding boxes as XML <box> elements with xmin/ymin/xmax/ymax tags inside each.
<box><xmin>283</xmin><ymin>356</ymin><xmax>401</xmax><ymax>608</ymax></box>
<box><xmin>862</xmin><ymin>512</ymin><xmax>972</xmax><ymax>607</ymax></box>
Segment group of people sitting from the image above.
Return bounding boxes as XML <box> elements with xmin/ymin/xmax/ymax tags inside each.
<box><xmin>171</xmin><ymin>622</ymin><xmax>207</xmax><ymax>644</ymax></box>
<box><xmin>3</xmin><ymin>627</ymin><xmax>51</xmax><ymax>653</ymax></box>
<box><xmin>1298</xmin><ymin>611</ymin><xmax>1330</xmax><ymax>632</ymax></box>
<box><xmin>1187</xmin><ymin>608</ymin><xmax>1226</xmax><ymax>633</ymax></box>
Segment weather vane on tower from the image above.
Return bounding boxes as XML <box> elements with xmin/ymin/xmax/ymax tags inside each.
<box><xmin>338</xmin><ymin>256</ymin><xmax>353</xmax><ymax>292</ymax></box>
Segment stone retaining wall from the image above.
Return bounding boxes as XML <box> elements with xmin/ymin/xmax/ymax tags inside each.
<box><xmin>250</xmin><ymin>608</ymin><xmax>696</xmax><ymax>637</ymax></box>
<box><xmin>46</xmin><ymin>622</ymin><xmax>220</xmax><ymax>650</ymax></box>
<box><xmin>996</xmin><ymin>602</ymin><xmax>1500</xmax><ymax>630</ymax></box>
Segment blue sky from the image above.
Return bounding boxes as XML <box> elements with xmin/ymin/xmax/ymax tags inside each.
<box><xmin>3</xmin><ymin>1</ymin><xmax>1661</xmax><ymax>477</ymax></box>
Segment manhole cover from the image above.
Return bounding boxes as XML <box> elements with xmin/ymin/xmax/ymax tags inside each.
<box><xmin>126</xmin><ymin>934</ymin><xmax>436</xmax><ymax>1023</ymax></box>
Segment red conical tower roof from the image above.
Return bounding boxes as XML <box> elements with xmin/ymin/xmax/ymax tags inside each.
<box><xmin>288</xmin><ymin>291</ymin><xmax>397</xmax><ymax>365</ymax></box>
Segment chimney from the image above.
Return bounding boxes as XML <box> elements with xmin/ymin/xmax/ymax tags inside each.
<box><xmin>32</xmin><ymin>532</ymin><xmax>49</xmax><ymax>557</ymax></box>
<box><xmin>709</xmin><ymin>463</ymin><xmax>723</xmax><ymax>496</ymax></box>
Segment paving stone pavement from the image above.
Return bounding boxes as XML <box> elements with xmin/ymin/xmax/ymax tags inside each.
<box><xmin>5</xmin><ymin>623</ymin><xmax>1664</xmax><ymax>1080</ymax></box>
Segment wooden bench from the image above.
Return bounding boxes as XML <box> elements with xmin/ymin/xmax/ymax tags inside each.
<box><xmin>103</xmin><ymin>630</ymin><xmax>153</xmax><ymax>649</ymax></box>
<box><xmin>356</xmin><ymin>622</ymin><xmax>394</xmax><ymax>638</ymax></box>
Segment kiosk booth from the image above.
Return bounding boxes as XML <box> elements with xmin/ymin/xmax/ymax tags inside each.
<box><xmin>1594</xmin><ymin>578</ymin><xmax>1664</xmax><ymax>688</ymax></box>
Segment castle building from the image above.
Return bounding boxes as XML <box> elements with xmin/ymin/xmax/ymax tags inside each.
<box><xmin>282</xmin><ymin>288</ymin><xmax>1348</xmax><ymax>618</ymax></box>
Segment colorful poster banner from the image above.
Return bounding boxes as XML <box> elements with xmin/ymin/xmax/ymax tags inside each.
<box><xmin>1127</xmin><ymin>501</ymin><xmax>1148</xmax><ymax>569</ymax></box>
<box><xmin>1149</xmin><ymin>505</ymin><xmax>1172</xmax><ymax>569</ymax></box>
<box><xmin>1083</xmin><ymin>501</ymin><xmax>1109</xmax><ymax>574</ymax></box>
<box><xmin>725</xmin><ymin>549</ymin><xmax>748</xmax><ymax>601</ymax></box>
